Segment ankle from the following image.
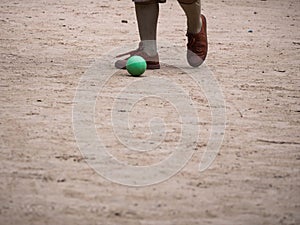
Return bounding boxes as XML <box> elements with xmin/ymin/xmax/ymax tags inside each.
<box><xmin>187</xmin><ymin>18</ymin><xmax>202</xmax><ymax>34</ymax></box>
<box><xmin>140</xmin><ymin>40</ymin><xmax>158</xmax><ymax>57</ymax></box>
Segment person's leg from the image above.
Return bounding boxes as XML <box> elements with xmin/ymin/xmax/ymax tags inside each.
<box><xmin>178</xmin><ymin>0</ymin><xmax>202</xmax><ymax>34</ymax></box>
<box><xmin>135</xmin><ymin>1</ymin><xmax>159</xmax><ymax>56</ymax></box>
<box><xmin>115</xmin><ymin>0</ymin><xmax>160</xmax><ymax>69</ymax></box>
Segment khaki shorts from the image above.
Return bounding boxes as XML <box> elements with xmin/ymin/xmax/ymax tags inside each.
<box><xmin>133</xmin><ymin>0</ymin><xmax>166</xmax><ymax>3</ymax></box>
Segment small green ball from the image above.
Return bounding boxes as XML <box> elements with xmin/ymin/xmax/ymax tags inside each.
<box><xmin>126</xmin><ymin>56</ymin><xmax>147</xmax><ymax>77</ymax></box>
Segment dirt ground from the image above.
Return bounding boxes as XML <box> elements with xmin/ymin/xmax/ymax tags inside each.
<box><xmin>1</xmin><ymin>0</ymin><xmax>300</xmax><ymax>224</ymax></box>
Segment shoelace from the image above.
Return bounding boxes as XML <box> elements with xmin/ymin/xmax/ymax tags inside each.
<box><xmin>187</xmin><ymin>33</ymin><xmax>203</xmax><ymax>54</ymax></box>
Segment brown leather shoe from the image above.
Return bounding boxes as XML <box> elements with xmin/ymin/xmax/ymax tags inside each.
<box><xmin>115</xmin><ymin>42</ymin><xmax>160</xmax><ymax>70</ymax></box>
<box><xmin>186</xmin><ymin>15</ymin><xmax>208</xmax><ymax>67</ymax></box>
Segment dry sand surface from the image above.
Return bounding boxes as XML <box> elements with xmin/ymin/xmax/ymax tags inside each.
<box><xmin>1</xmin><ymin>0</ymin><xmax>300</xmax><ymax>224</ymax></box>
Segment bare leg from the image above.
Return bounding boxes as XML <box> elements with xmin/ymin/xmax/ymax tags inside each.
<box><xmin>135</xmin><ymin>2</ymin><xmax>159</xmax><ymax>56</ymax></box>
<box><xmin>115</xmin><ymin>1</ymin><xmax>160</xmax><ymax>70</ymax></box>
<box><xmin>178</xmin><ymin>0</ymin><xmax>202</xmax><ymax>34</ymax></box>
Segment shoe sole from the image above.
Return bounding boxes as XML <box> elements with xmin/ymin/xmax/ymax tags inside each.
<box><xmin>147</xmin><ymin>64</ymin><xmax>160</xmax><ymax>70</ymax></box>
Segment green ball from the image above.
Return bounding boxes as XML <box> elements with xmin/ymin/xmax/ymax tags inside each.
<box><xmin>126</xmin><ymin>56</ymin><xmax>147</xmax><ymax>76</ymax></box>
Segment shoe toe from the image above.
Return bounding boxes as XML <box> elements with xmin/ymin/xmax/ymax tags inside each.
<box><xmin>187</xmin><ymin>50</ymin><xmax>205</xmax><ymax>67</ymax></box>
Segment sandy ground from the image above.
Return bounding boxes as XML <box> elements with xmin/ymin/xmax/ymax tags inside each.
<box><xmin>1</xmin><ymin>0</ymin><xmax>300</xmax><ymax>224</ymax></box>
